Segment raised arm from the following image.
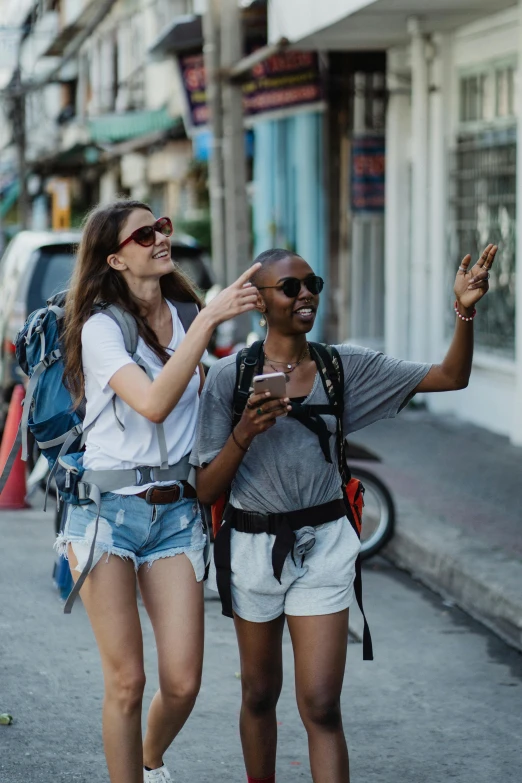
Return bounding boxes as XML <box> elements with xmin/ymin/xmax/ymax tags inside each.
<box><xmin>109</xmin><ymin>264</ymin><xmax>260</xmax><ymax>422</ymax></box>
<box><xmin>415</xmin><ymin>244</ymin><xmax>497</xmax><ymax>393</ymax></box>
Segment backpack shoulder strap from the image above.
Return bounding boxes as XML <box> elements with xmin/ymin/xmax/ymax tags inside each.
<box><xmin>91</xmin><ymin>304</ymin><xmax>169</xmax><ymax>467</ymax></box>
<box><xmin>232</xmin><ymin>340</ymin><xmax>263</xmax><ymax>427</ymax></box>
<box><xmin>311</xmin><ymin>343</ymin><xmax>372</xmax><ymax>659</ymax></box>
<box><xmin>94</xmin><ymin>304</ymin><xmax>140</xmax><ymax>358</ymax></box>
<box><xmin>170</xmin><ymin>300</ymin><xmax>199</xmax><ymax>335</ymax></box>
<box><xmin>308</xmin><ymin>342</ymin><xmax>349</xmax><ymax>484</ymax></box>
<box><xmin>308</xmin><ymin>343</ymin><xmax>344</xmax><ymax>418</ymax></box>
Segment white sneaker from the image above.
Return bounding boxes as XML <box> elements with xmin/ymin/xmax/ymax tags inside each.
<box><xmin>144</xmin><ymin>765</ymin><xmax>172</xmax><ymax>782</ymax></box>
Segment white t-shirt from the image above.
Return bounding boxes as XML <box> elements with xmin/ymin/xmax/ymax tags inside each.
<box><xmin>81</xmin><ymin>299</ymin><xmax>201</xmax><ymax>494</ymax></box>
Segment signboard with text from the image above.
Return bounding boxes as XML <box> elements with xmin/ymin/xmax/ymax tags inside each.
<box><xmin>178</xmin><ymin>49</ymin><xmax>323</xmax><ymax>134</ymax></box>
<box><xmin>351</xmin><ymin>136</ymin><xmax>385</xmax><ymax>213</ymax></box>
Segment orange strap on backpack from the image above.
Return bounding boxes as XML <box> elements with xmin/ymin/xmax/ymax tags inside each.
<box><xmin>344</xmin><ymin>476</ymin><xmax>364</xmax><ymax>537</ymax></box>
<box><xmin>211</xmin><ymin>493</ymin><xmax>227</xmax><ymax>539</ymax></box>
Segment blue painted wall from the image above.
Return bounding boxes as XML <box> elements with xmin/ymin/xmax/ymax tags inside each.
<box><xmin>252</xmin><ymin>111</ymin><xmax>326</xmax><ymax>340</ymax></box>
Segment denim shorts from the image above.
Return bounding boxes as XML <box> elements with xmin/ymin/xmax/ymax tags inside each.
<box><xmin>55</xmin><ymin>491</ymin><xmax>207</xmax><ymax>582</ymax></box>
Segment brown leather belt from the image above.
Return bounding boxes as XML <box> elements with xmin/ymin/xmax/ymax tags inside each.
<box><xmin>135</xmin><ymin>482</ymin><xmax>197</xmax><ymax>505</ymax></box>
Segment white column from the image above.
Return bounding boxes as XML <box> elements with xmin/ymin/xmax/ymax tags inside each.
<box><xmin>384</xmin><ymin>47</ymin><xmax>411</xmax><ymax>359</ymax></box>
<box><xmin>428</xmin><ymin>33</ymin><xmax>449</xmax><ymax>365</ymax></box>
<box><xmin>408</xmin><ymin>17</ymin><xmax>430</xmax><ymax>363</ymax></box>
<box><xmin>513</xmin><ymin>0</ymin><xmax>522</xmax><ymax>445</ymax></box>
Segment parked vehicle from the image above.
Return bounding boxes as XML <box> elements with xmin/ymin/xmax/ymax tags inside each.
<box><xmin>346</xmin><ymin>442</ymin><xmax>395</xmax><ymax>559</ymax></box>
<box><xmin>0</xmin><ymin>231</ymin><xmax>82</xmax><ymax>436</ymax></box>
<box><xmin>0</xmin><ymin>229</ymin><xmax>215</xmax><ymax>438</ymax></box>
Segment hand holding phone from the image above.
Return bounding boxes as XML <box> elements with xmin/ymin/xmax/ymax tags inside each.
<box><xmin>253</xmin><ymin>372</ymin><xmax>287</xmax><ymax>399</ymax></box>
<box><xmin>233</xmin><ymin>372</ymin><xmax>291</xmax><ymax>449</ymax></box>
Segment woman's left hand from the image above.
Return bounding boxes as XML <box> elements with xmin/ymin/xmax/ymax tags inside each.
<box><xmin>454</xmin><ymin>244</ymin><xmax>498</xmax><ymax>311</ymax></box>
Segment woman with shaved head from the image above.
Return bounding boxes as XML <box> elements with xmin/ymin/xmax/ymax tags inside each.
<box><xmin>192</xmin><ymin>243</ymin><xmax>497</xmax><ymax>783</ymax></box>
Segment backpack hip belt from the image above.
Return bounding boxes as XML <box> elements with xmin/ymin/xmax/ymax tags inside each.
<box><xmin>214</xmin><ymin>498</ymin><xmax>346</xmax><ymax>618</ymax></box>
<box><xmin>79</xmin><ymin>454</ymin><xmax>193</xmax><ymax>496</ymax></box>
<box><xmin>62</xmin><ymin>454</ymin><xmax>195</xmax><ymax>615</ymax></box>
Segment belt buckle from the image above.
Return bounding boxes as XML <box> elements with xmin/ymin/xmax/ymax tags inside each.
<box><xmin>145</xmin><ymin>483</ymin><xmax>182</xmax><ymax>505</ymax></box>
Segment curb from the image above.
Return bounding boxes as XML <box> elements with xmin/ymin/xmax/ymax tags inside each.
<box><xmin>381</xmin><ymin>505</ymin><xmax>522</xmax><ymax>653</ymax></box>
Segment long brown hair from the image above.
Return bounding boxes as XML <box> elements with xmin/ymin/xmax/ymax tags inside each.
<box><xmin>63</xmin><ymin>199</ymin><xmax>202</xmax><ymax>405</ymax></box>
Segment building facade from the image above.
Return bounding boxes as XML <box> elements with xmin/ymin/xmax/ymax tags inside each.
<box><xmin>0</xmin><ymin>0</ymin><xmax>201</xmax><ymax>236</ymax></box>
<box><xmin>268</xmin><ymin>0</ymin><xmax>522</xmax><ymax>445</ymax></box>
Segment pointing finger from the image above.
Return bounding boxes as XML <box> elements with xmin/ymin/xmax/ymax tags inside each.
<box><xmin>235</xmin><ymin>263</ymin><xmax>262</xmax><ymax>287</ymax></box>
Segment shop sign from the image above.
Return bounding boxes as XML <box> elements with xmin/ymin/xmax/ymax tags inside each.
<box><xmin>351</xmin><ymin>136</ymin><xmax>385</xmax><ymax>213</ymax></box>
<box><xmin>179</xmin><ymin>52</ymin><xmax>209</xmax><ymax>130</ymax></box>
<box><xmin>178</xmin><ymin>49</ymin><xmax>323</xmax><ymax>133</ymax></box>
<box><xmin>243</xmin><ymin>50</ymin><xmax>323</xmax><ymax>118</ymax></box>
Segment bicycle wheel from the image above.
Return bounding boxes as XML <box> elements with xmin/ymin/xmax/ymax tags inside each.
<box><xmin>350</xmin><ymin>466</ymin><xmax>395</xmax><ymax>560</ymax></box>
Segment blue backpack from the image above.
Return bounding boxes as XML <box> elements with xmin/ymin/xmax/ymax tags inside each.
<box><xmin>0</xmin><ymin>290</ymin><xmax>199</xmax><ymax>610</ymax></box>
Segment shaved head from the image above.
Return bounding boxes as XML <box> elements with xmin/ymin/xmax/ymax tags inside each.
<box><xmin>251</xmin><ymin>248</ymin><xmax>303</xmax><ymax>286</ymax></box>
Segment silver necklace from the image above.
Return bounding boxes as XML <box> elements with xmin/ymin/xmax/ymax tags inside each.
<box><xmin>264</xmin><ymin>344</ymin><xmax>309</xmax><ymax>382</ymax></box>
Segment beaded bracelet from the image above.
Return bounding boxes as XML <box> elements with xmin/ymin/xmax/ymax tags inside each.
<box><xmin>454</xmin><ymin>300</ymin><xmax>476</xmax><ymax>322</ymax></box>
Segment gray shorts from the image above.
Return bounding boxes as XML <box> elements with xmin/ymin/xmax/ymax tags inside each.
<box><xmin>207</xmin><ymin>516</ymin><xmax>360</xmax><ymax>622</ymax></box>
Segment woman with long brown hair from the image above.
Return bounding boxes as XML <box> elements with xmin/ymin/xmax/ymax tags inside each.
<box><xmin>56</xmin><ymin>199</ymin><xmax>259</xmax><ymax>783</ymax></box>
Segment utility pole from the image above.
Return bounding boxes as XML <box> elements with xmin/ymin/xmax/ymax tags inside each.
<box><xmin>219</xmin><ymin>0</ymin><xmax>250</xmax><ymax>284</ymax></box>
<box><xmin>203</xmin><ymin>0</ymin><xmax>226</xmax><ymax>286</ymax></box>
<box><xmin>11</xmin><ymin>66</ymin><xmax>29</xmax><ymax>229</ymax></box>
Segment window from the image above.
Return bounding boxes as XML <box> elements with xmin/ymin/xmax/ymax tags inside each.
<box><xmin>460</xmin><ymin>73</ymin><xmax>488</xmax><ymax>122</ymax></box>
<box><xmin>495</xmin><ymin>65</ymin><xmax>516</xmax><ymax>118</ymax></box>
<box><xmin>450</xmin><ymin>60</ymin><xmax>517</xmax><ymax>357</ymax></box>
<box><xmin>448</xmin><ymin>133</ymin><xmax>516</xmax><ymax>356</ymax></box>
<box><xmin>27</xmin><ymin>247</ymin><xmax>76</xmax><ymax>314</ymax></box>
<box><xmin>459</xmin><ymin>60</ymin><xmax>517</xmax><ymax>126</ymax></box>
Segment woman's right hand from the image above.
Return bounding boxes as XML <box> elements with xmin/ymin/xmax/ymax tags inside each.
<box><xmin>203</xmin><ymin>263</ymin><xmax>261</xmax><ymax>327</ymax></box>
<box><xmin>234</xmin><ymin>391</ymin><xmax>291</xmax><ymax>448</ymax></box>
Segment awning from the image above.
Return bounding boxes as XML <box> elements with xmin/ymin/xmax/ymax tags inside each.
<box><xmin>101</xmin><ymin>124</ymin><xmax>185</xmax><ymax>158</ymax></box>
<box><xmin>88</xmin><ymin>108</ymin><xmax>182</xmax><ymax>144</ymax></box>
<box><xmin>268</xmin><ymin>0</ymin><xmax>516</xmax><ymax>50</ymax></box>
<box><xmin>149</xmin><ymin>14</ymin><xmax>203</xmax><ymax>60</ymax></box>
<box><xmin>30</xmin><ymin>143</ymin><xmax>102</xmax><ymax>174</ymax></box>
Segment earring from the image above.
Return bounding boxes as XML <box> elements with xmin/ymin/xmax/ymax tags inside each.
<box><xmin>259</xmin><ymin>314</ymin><xmax>267</xmax><ymax>327</ymax></box>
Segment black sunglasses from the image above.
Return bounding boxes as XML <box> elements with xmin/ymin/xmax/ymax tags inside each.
<box><xmin>256</xmin><ymin>274</ymin><xmax>324</xmax><ymax>298</ymax></box>
<box><xmin>116</xmin><ymin>216</ymin><xmax>173</xmax><ymax>251</ymax></box>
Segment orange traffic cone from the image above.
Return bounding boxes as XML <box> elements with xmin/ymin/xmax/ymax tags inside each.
<box><xmin>0</xmin><ymin>384</ymin><xmax>29</xmax><ymax>510</ymax></box>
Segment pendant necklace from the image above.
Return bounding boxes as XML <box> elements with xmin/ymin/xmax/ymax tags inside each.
<box><xmin>264</xmin><ymin>343</ymin><xmax>309</xmax><ymax>382</ymax></box>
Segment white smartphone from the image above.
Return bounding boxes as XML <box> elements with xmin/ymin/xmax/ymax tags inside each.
<box><xmin>253</xmin><ymin>372</ymin><xmax>287</xmax><ymax>399</ymax></box>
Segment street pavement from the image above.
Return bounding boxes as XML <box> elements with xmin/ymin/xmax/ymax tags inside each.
<box><xmin>1</xmin><ymin>504</ymin><xmax>521</xmax><ymax>782</ymax></box>
<box><xmin>351</xmin><ymin>405</ymin><xmax>522</xmax><ymax>651</ymax></box>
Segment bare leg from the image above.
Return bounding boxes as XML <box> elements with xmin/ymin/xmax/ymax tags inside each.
<box><xmin>287</xmin><ymin>610</ymin><xmax>350</xmax><ymax>783</ymax></box>
<box><xmin>140</xmin><ymin>554</ymin><xmax>204</xmax><ymax>770</ymax></box>
<box><xmin>68</xmin><ymin>547</ymin><xmax>145</xmax><ymax>783</ymax></box>
<box><xmin>234</xmin><ymin>612</ymin><xmax>286</xmax><ymax>779</ymax></box>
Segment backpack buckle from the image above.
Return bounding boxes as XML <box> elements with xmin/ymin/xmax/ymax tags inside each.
<box><xmin>42</xmin><ymin>349</ymin><xmax>61</xmax><ymax>368</ymax></box>
<box><xmin>136</xmin><ymin>465</ymin><xmax>153</xmax><ymax>485</ymax></box>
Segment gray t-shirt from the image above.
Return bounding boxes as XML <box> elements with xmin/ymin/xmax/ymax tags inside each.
<box><xmin>190</xmin><ymin>345</ymin><xmax>431</xmax><ymax>514</ymax></box>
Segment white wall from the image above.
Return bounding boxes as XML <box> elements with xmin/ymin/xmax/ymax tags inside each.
<box><xmin>384</xmin><ymin>6</ymin><xmax>520</xmax><ymax>440</ymax></box>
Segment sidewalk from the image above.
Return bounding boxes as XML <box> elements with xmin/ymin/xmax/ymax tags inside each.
<box><xmin>352</xmin><ymin>405</ymin><xmax>522</xmax><ymax>652</ymax></box>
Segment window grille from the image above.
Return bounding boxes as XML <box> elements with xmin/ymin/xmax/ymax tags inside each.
<box><xmin>448</xmin><ymin>130</ymin><xmax>516</xmax><ymax>356</ymax></box>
